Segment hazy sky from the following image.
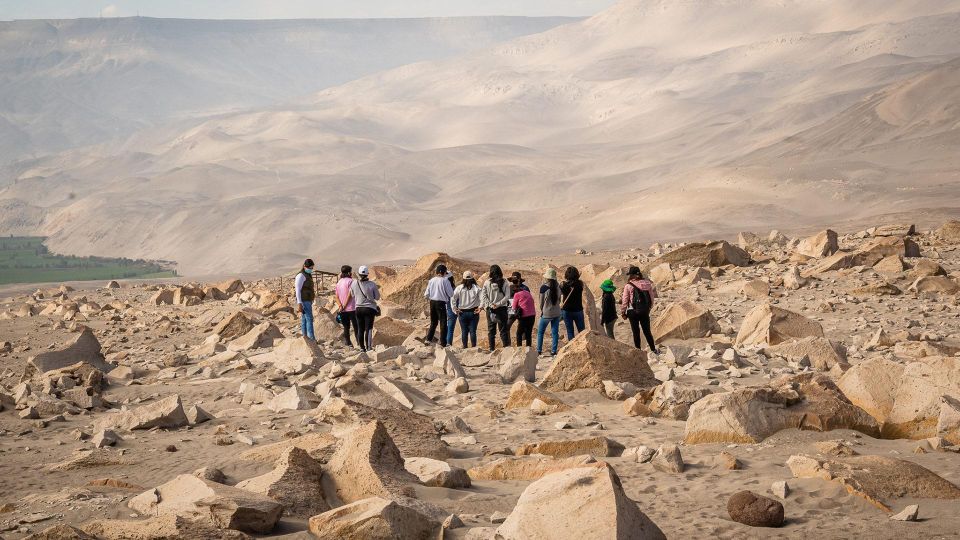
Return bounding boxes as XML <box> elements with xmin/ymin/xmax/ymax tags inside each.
<box><xmin>0</xmin><ymin>0</ymin><xmax>618</xmax><ymax>20</ymax></box>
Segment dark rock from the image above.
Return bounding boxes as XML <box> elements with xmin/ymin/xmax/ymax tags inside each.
<box><xmin>727</xmin><ymin>490</ymin><xmax>784</xmax><ymax>527</ymax></box>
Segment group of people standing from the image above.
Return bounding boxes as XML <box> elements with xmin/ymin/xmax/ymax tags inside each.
<box><xmin>295</xmin><ymin>258</ymin><xmax>660</xmax><ymax>356</ymax></box>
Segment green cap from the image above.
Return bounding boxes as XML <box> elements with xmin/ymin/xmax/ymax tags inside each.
<box><xmin>600</xmin><ymin>279</ymin><xmax>616</xmax><ymax>293</ymax></box>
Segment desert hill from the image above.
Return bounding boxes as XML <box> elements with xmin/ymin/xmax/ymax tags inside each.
<box><xmin>2</xmin><ymin>0</ymin><xmax>960</xmax><ymax>274</ymax></box>
<box><xmin>0</xmin><ymin>15</ymin><xmax>579</xmax><ymax>162</ymax></box>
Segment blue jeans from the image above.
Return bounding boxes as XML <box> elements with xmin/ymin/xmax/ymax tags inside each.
<box><xmin>300</xmin><ymin>301</ymin><xmax>315</xmax><ymax>340</ymax></box>
<box><xmin>561</xmin><ymin>309</ymin><xmax>584</xmax><ymax>341</ymax></box>
<box><xmin>537</xmin><ymin>316</ymin><xmax>560</xmax><ymax>355</ymax></box>
<box><xmin>446</xmin><ymin>302</ymin><xmax>457</xmax><ymax>345</ymax></box>
<box><xmin>458</xmin><ymin>310</ymin><xmax>479</xmax><ymax>348</ymax></box>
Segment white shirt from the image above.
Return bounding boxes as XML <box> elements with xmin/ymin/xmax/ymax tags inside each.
<box><xmin>424</xmin><ymin>276</ymin><xmax>455</xmax><ymax>302</ymax></box>
<box><xmin>295</xmin><ymin>272</ymin><xmax>307</xmax><ymax>304</ymax></box>
<box><xmin>451</xmin><ymin>284</ymin><xmax>482</xmax><ymax>312</ymax></box>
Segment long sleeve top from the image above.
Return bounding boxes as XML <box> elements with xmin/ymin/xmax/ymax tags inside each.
<box><xmin>451</xmin><ymin>284</ymin><xmax>482</xmax><ymax>312</ymax></box>
<box><xmin>511</xmin><ymin>289</ymin><xmax>536</xmax><ymax>318</ymax></box>
<box><xmin>480</xmin><ymin>279</ymin><xmax>511</xmax><ymax>309</ymax></box>
<box><xmin>295</xmin><ymin>273</ymin><xmax>307</xmax><ymax>304</ymax></box>
<box><xmin>424</xmin><ymin>276</ymin><xmax>455</xmax><ymax>302</ymax></box>
<box><xmin>620</xmin><ymin>279</ymin><xmax>657</xmax><ymax>315</ymax></box>
<box><xmin>351</xmin><ymin>279</ymin><xmax>380</xmax><ymax>309</ymax></box>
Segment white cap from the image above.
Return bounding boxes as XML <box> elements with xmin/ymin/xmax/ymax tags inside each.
<box><xmin>358</xmin><ymin>265</ymin><xmax>369</xmax><ymax>276</ymax></box>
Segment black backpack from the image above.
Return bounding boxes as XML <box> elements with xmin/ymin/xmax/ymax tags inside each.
<box><xmin>630</xmin><ymin>284</ymin><xmax>652</xmax><ymax>314</ymax></box>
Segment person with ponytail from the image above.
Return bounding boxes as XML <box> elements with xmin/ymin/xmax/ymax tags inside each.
<box><xmin>480</xmin><ymin>264</ymin><xmax>512</xmax><ymax>350</ymax></box>
<box><xmin>536</xmin><ymin>267</ymin><xmax>562</xmax><ymax>356</ymax></box>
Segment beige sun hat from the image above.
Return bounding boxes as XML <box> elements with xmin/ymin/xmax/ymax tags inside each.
<box><xmin>463</xmin><ymin>270</ymin><xmax>475</xmax><ymax>280</ymax></box>
<box><xmin>543</xmin><ymin>267</ymin><xmax>557</xmax><ymax>280</ymax></box>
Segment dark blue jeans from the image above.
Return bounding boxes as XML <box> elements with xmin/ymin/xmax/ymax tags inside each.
<box><xmin>561</xmin><ymin>309</ymin><xmax>584</xmax><ymax>341</ymax></box>
<box><xmin>446</xmin><ymin>302</ymin><xmax>457</xmax><ymax>345</ymax></box>
<box><xmin>300</xmin><ymin>301</ymin><xmax>315</xmax><ymax>340</ymax></box>
<box><xmin>458</xmin><ymin>310</ymin><xmax>479</xmax><ymax>348</ymax></box>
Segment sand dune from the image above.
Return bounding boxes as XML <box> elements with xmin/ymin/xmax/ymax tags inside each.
<box><xmin>2</xmin><ymin>0</ymin><xmax>960</xmax><ymax>274</ymax></box>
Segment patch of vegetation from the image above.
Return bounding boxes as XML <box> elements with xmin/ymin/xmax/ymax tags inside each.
<box><xmin>0</xmin><ymin>236</ymin><xmax>176</xmax><ymax>285</ymax></box>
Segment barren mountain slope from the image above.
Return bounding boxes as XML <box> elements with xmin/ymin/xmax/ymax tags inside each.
<box><xmin>0</xmin><ymin>15</ymin><xmax>579</xmax><ymax>162</ymax></box>
<box><xmin>2</xmin><ymin>0</ymin><xmax>960</xmax><ymax>274</ymax></box>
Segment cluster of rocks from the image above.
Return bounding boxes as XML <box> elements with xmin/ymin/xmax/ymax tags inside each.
<box><xmin>1</xmin><ymin>220</ymin><xmax>959</xmax><ymax>537</ymax></box>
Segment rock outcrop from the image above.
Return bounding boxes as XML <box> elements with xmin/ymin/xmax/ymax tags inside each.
<box><xmin>786</xmin><ymin>454</ymin><xmax>960</xmax><ymax>511</ymax></box>
<box><xmin>734</xmin><ymin>304</ymin><xmax>824</xmax><ymax>347</ymax></box>
<box><xmin>323</xmin><ymin>421</ymin><xmax>419</xmax><ymax>504</ymax></box>
<box><xmin>308</xmin><ymin>497</ymin><xmax>440</xmax><ymax>540</ymax></box>
<box><xmin>29</xmin><ymin>328</ymin><xmax>113</xmax><ymax>374</ymax></box>
<box><xmin>651</xmin><ymin>241</ymin><xmax>750</xmax><ymax>268</ymax></box>
<box><xmin>235</xmin><ymin>447</ymin><xmax>329</xmax><ymax>516</ymax></box>
<box><xmin>128</xmin><ymin>474</ymin><xmax>283</xmax><ymax>533</ymax></box>
<box><xmin>496</xmin><ymin>465</ymin><xmax>665</xmax><ymax>540</ymax></box>
<box><xmin>838</xmin><ymin>356</ymin><xmax>960</xmax><ymax>439</ymax></box>
<box><xmin>685</xmin><ymin>374</ymin><xmax>879</xmax><ymax>444</ymax></box>
<box><xmin>541</xmin><ymin>331</ymin><xmax>658</xmax><ymax>392</ymax></box>
<box><xmin>652</xmin><ymin>301</ymin><xmax>720</xmax><ymax>341</ymax></box>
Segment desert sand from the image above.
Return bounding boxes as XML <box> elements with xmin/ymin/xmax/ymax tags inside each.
<box><xmin>0</xmin><ymin>221</ymin><xmax>959</xmax><ymax>538</ymax></box>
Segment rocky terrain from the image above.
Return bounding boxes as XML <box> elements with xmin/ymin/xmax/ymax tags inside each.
<box><xmin>0</xmin><ymin>219</ymin><xmax>959</xmax><ymax>539</ymax></box>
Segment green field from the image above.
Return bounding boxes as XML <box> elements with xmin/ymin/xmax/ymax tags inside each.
<box><xmin>0</xmin><ymin>236</ymin><xmax>176</xmax><ymax>285</ymax></box>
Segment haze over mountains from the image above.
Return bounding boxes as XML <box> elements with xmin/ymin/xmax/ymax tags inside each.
<box><xmin>3</xmin><ymin>0</ymin><xmax>960</xmax><ymax>275</ymax></box>
<box><xmin>0</xmin><ymin>15</ymin><xmax>578</xmax><ymax>161</ymax></box>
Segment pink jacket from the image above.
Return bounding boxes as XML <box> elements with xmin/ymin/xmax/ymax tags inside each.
<box><xmin>620</xmin><ymin>279</ymin><xmax>657</xmax><ymax>315</ymax></box>
<box><xmin>511</xmin><ymin>289</ymin><xmax>536</xmax><ymax>318</ymax></box>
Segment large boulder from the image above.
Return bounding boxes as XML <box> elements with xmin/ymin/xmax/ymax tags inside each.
<box><xmin>838</xmin><ymin>356</ymin><xmax>960</xmax><ymax>440</ymax></box>
<box><xmin>764</xmin><ymin>337</ymin><xmax>848</xmax><ymax>373</ymax></box>
<box><xmin>403</xmin><ymin>457</ymin><xmax>471</xmax><ymax>488</ymax></box>
<box><xmin>651</xmin><ymin>301</ymin><xmax>720</xmax><ymax>341</ymax></box>
<box><xmin>908</xmin><ymin>276</ymin><xmax>959</xmax><ymax>295</ymax></box>
<box><xmin>727</xmin><ymin>491</ymin><xmax>784</xmax><ymax>528</ymax></box>
<box><xmin>323</xmin><ymin>421</ymin><xmax>419</xmax><ymax>504</ymax></box>
<box><xmin>95</xmin><ymin>395</ymin><xmax>188</xmax><ymax>432</ymax></box>
<box><xmin>29</xmin><ymin>328</ymin><xmax>113</xmax><ymax>374</ymax></box>
<box><xmin>308</xmin><ymin>497</ymin><xmax>440</xmax><ymax>540</ymax></box>
<box><xmin>938</xmin><ymin>220</ymin><xmax>960</xmax><ymax>242</ymax></box>
<box><xmin>235</xmin><ymin>447</ymin><xmax>329</xmax><ymax>516</ymax></box>
<box><xmin>734</xmin><ymin>304</ymin><xmax>823</xmax><ymax>347</ymax></box>
<box><xmin>648</xmin><ymin>381</ymin><xmax>712</xmax><ymax>420</ymax></box>
<box><xmin>127</xmin><ymin>474</ymin><xmax>283</xmax><ymax>533</ymax></box>
<box><xmin>651</xmin><ymin>241</ymin><xmax>750</xmax><ymax>268</ymax></box>
<box><xmin>497</xmin><ymin>347</ymin><xmax>538</xmax><ymax>383</ymax></box>
<box><xmin>315</xmin><ymin>398</ymin><xmax>448</xmax><ymax>459</ymax></box>
<box><xmin>786</xmin><ymin>454</ymin><xmax>960</xmax><ymax>511</ymax></box>
<box><xmin>794</xmin><ymin>229</ymin><xmax>839</xmax><ymax>258</ymax></box>
<box><xmin>228</xmin><ymin>322</ymin><xmax>283</xmax><ymax>351</ymax></box>
<box><xmin>249</xmin><ymin>337</ymin><xmax>326</xmax><ymax>374</ymax></box>
<box><xmin>213</xmin><ymin>311</ymin><xmax>258</xmax><ymax>341</ymax></box>
<box><xmin>380</xmin><ymin>252</ymin><xmax>487</xmax><ymax>316</ymax></box>
<box><xmin>172</xmin><ymin>285</ymin><xmax>205</xmax><ymax>305</ymax></box>
<box><xmin>541</xmin><ymin>331</ymin><xmax>658</xmax><ymax>393</ymax></box>
<box><xmin>938</xmin><ymin>395</ymin><xmax>960</xmax><ymax>445</ymax></box>
<box><xmin>803</xmin><ymin>236</ymin><xmax>920</xmax><ymax>277</ymax></box>
<box><xmin>496</xmin><ymin>465</ymin><xmax>665</xmax><ymax>540</ymax></box>
<box><xmin>372</xmin><ymin>317</ymin><xmax>416</xmax><ymax>348</ymax></box>
<box><xmin>684</xmin><ymin>374</ymin><xmax>879</xmax><ymax>444</ymax></box>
